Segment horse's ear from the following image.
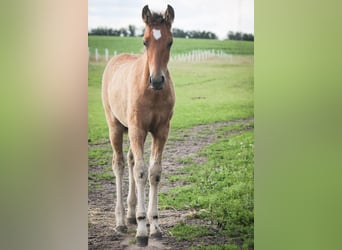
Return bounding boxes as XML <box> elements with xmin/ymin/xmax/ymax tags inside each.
<box><xmin>165</xmin><ymin>5</ymin><xmax>175</xmax><ymax>25</ymax></box>
<box><xmin>142</xmin><ymin>5</ymin><xmax>152</xmax><ymax>24</ymax></box>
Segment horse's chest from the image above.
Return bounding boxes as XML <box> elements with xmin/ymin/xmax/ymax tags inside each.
<box><xmin>145</xmin><ymin>101</ymin><xmax>172</xmax><ymax>120</ymax></box>
<box><xmin>130</xmin><ymin>97</ymin><xmax>173</xmax><ymax>128</ymax></box>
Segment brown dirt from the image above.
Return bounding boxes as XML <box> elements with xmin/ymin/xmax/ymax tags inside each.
<box><xmin>88</xmin><ymin>117</ymin><xmax>253</xmax><ymax>249</ymax></box>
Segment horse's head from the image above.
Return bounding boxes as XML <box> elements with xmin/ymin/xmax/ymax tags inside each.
<box><xmin>142</xmin><ymin>5</ymin><xmax>174</xmax><ymax>90</ymax></box>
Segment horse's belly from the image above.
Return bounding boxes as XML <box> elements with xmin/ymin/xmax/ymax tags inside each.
<box><xmin>109</xmin><ymin>103</ymin><xmax>128</xmax><ymax>127</ymax></box>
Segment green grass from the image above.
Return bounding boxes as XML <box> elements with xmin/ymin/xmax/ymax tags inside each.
<box><xmin>169</xmin><ymin>59</ymin><xmax>253</xmax><ymax>130</ymax></box>
<box><xmin>88</xmin><ymin>63</ymin><xmax>109</xmax><ymax>142</ymax></box>
<box><xmin>88</xmin><ymin>36</ymin><xmax>254</xmax><ymax>56</ymax></box>
<box><xmin>170</xmin><ymin>222</ymin><xmax>211</xmax><ymax>241</ymax></box>
<box><xmin>189</xmin><ymin>243</ymin><xmax>244</xmax><ymax>250</ymax></box>
<box><xmin>159</xmin><ymin>130</ymin><xmax>254</xmax><ymax>247</ymax></box>
<box><xmin>88</xmin><ymin>146</ymin><xmax>112</xmax><ymax>167</ymax></box>
<box><xmin>88</xmin><ymin>172</ymin><xmax>114</xmax><ymax>181</ymax></box>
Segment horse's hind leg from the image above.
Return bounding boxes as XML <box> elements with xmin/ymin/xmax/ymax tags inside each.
<box><xmin>107</xmin><ymin>116</ymin><xmax>127</xmax><ymax>233</ymax></box>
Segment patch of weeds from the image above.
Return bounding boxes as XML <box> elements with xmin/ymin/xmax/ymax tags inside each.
<box><xmin>88</xmin><ymin>146</ymin><xmax>112</xmax><ymax>167</ymax></box>
<box><xmin>128</xmin><ymin>238</ymin><xmax>136</xmax><ymax>245</ymax></box>
<box><xmin>88</xmin><ymin>183</ymin><xmax>102</xmax><ymax>191</ymax></box>
<box><xmin>104</xmin><ymin>166</ymin><xmax>112</xmax><ymax>172</ymax></box>
<box><xmin>164</xmin><ymin>165</ymin><xmax>194</xmax><ymax>181</ymax></box>
<box><xmin>89</xmin><ymin>158</ymin><xmax>108</xmax><ymax>167</ymax></box>
<box><xmin>167</xmin><ymin>132</ymin><xmax>186</xmax><ymax>142</ymax></box>
<box><xmin>215</xmin><ymin>122</ymin><xmax>253</xmax><ymax>139</ymax></box>
<box><xmin>170</xmin><ymin>222</ymin><xmax>210</xmax><ymax>241</ymax></box>
<box><xmin>159</xmin><ymin>185</ymin><xmax>196</xmax><ymax>209</ymax></box>
<box><xmin>189</xmin><ymin>244</ymin><xmax>240</xmax><ymax>250</ymax></box>
<box><xmin>167</xmin><ymin>174</ymin><xmax>188</xmax><ymax>183</ymax></box>
<box><xmin>88</xmin><ymin>172</ymin><xmax>114</xmax><ymax>181</ymax></box>
<box><xmin>176</xmin><ymin>156</ymin><xmax>195</xmax><ymax>165</ymax></box>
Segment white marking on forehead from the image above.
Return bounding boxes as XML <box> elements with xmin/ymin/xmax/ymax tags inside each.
<box><xmin>152</xmin><ymin>29</ymin><xmax>162</xmax><ymax>40</ymax></box>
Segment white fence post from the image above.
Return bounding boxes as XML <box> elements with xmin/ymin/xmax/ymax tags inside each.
<box><xmin>88</xmin><ymin>49</ymin><xmax>230</xmax><ymax>63</ymax></box>
<box><xmin>105</xmin><ymin>48</ymin><xmax>109</xmax><ymax>61</ymax></box>
<box><xmin>95</xmin><ymin>48</ymin><xmax>98</xmax><ymax>61</ymax></box>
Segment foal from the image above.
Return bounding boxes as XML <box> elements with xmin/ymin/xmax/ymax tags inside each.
<box><xmin>101</xmin><ymin>5</ymin><xmax>175</xmax><ymax>246</ymax></box>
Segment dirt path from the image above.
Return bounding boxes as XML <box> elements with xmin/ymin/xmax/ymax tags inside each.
<box><xmin>88</xmin><ymin>117</ymin><xmax>253</xmax><ymax>249</ymax></box>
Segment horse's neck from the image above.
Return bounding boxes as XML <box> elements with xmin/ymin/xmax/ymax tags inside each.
<box><xmin>141</xmin><ymin>53</ymin><xmax>150</xmax><ymax>81</ymax></box>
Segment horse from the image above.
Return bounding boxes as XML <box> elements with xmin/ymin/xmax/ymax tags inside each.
<box><xmin>101</xmin><ymin>5</ymin><xmax>175</xmax><ymax>247</ymax></box>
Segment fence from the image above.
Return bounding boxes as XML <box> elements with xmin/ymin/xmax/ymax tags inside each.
<box><xmin>89</xmin><ymin>48</ymin><xmax>118</xmax><ymax>62</ymax></box>
<box><xmin>170</xmin><ymin>49</ymin><xmax>232</xmax><ymax>62</ymax></box>
<box><xmin>88</xmin><ymin>48</ymin><xmax>233</xmax><ymax>63</ymax></box>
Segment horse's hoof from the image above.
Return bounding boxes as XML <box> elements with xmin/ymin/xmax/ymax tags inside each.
<box><xmin>150</xmin><ymin>231</ymin><xmax>162</xmax><ymax>240</ymax></box>
<box><xmin>136</xmin><ymin>236</ymin><xmax>148</xmax><ymax>247</ymax></box>
<box><xmin>126</xmin><ymin>217</ymin><xmax>137</xmax><ymax>225</ymax></box>
<box><xmin>114</xmin><ymin>225</ymin><xmax>127</xmax><ymax>233</ymax></box>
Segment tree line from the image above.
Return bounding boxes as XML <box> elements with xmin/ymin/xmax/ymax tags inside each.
<box><xmin>171</xmin><ymin>28</ymin><xmax>217</xmax><ymax>39</ymax></box>
<box><xmin>227</xmin><ymin>31</ymin><xmax>254</xmax><ymax>41</ymax></box>
<box><xmin>88</xmin><ymin>26</ymin><xmax>253</xmax><ymax>41</ymax></box>
<box><xmin>88</xmin><ymin>25</ymin><xmax>137</xmax><ymax>37</ymax></box>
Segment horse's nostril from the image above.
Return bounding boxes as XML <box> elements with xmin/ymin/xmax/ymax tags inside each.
<box><xmin>150</xmin><ymin>75</ymin><xmax>164</xmax><ymax>85</ymax></box>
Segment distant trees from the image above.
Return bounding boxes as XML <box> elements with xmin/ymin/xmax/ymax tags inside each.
<box><xmin>89</xmin><ymin>27</ymin><xmax>136</xmax><ymax>37</ymax></box>
<box><xmin>227</xmin><ymin>31</ymin><xmax>254</xmax><ymax>41</ymax></box>
<box><xmin>89</xmin><ymin>27</ymin><xmax>121</xmax><ymax>36</ymax></box>
<box><xmin>89</xmin><ymin>26</ymin><xmax>254</xmax><ymax>42</ymax></box>
<box><xmin>172</xmin><ymin>28</ymin><xmax>217</xmax><ymax>39</ymax></box>
<box><xmin>128</xmin><ymin>25</ymin><xmax>136</xmax><ymax>37</ymax></box>
<box><xmin>172</xmin><ymin>28</ymin><xmax>187</xmax><ymax>38</ymax></box>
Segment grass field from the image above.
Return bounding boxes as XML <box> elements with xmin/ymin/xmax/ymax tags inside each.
<box><xmin>88</xmin><ymin>36</ymin><xmax>254</xmax><ymax>249</ymax></box>
<box><xmin>163</xmin><ymin>128</ymin><xmax>254</xmax><ymax>248</ymax></box>
<box><xmin>88</xmin><ymin>36</ymin><xmax>254</xmax><ymax>56</ymax></box>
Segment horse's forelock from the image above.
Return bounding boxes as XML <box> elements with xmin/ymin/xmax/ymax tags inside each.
<box><xmin>148</xmin><ymin>13</ymin><xmax>168</xmax><ymax>26</ymax></box>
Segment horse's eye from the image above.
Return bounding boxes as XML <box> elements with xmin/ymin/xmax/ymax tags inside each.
<box><xmin>143</xmin><ymin>40</ymin><xmax>148</xmax><ymax>47</ymax></box>
<box><xmin>168</xmin><ymin>40</ymin><xmax>173</xmax><ymax>48</ymax></box>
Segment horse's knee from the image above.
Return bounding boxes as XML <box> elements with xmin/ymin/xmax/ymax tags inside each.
<box><xmin>112</xmin><ymin>158</ymin><xmax>124</xmax><ymax>175</ymax></box>
<box><xmin>133</xmin><ymin>162</ymin><xmax>148</xmax><ymax>182</ymax></box>
<box><xmin>127</xmin><ymin>150</ymin><xmax>134</xmax><ymax>167</ymax></box>
<box><xmin>149</xmin><ymin>165</ymin><xmax>162</xmax><ymax>185</ymax></box>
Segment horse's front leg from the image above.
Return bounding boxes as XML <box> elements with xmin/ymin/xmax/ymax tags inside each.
<box><xmin>129</xmin><ymin>127</ymin><xmax>148</xmax><ymax>246</ymax></box>
<box><xmin>148</xmin><ymin>125</ymin><xmax>169</xmax><ymax>239</ymax></box>
<box><xmin>126</xmin><ymin>148</ymin><xmax>137</xmax><ymax>225</ymax></box>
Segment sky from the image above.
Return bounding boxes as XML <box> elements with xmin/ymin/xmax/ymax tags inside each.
<box><xmin>88</xmin><ymin>0</ymin><xmax>254</xmax><ymax>40</ymax></box>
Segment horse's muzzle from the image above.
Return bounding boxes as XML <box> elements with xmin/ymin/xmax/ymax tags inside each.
<box><xmin>149</xmin><ymin>75</ymin><xmax>165</xmax><ymax>90</ymax></box>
